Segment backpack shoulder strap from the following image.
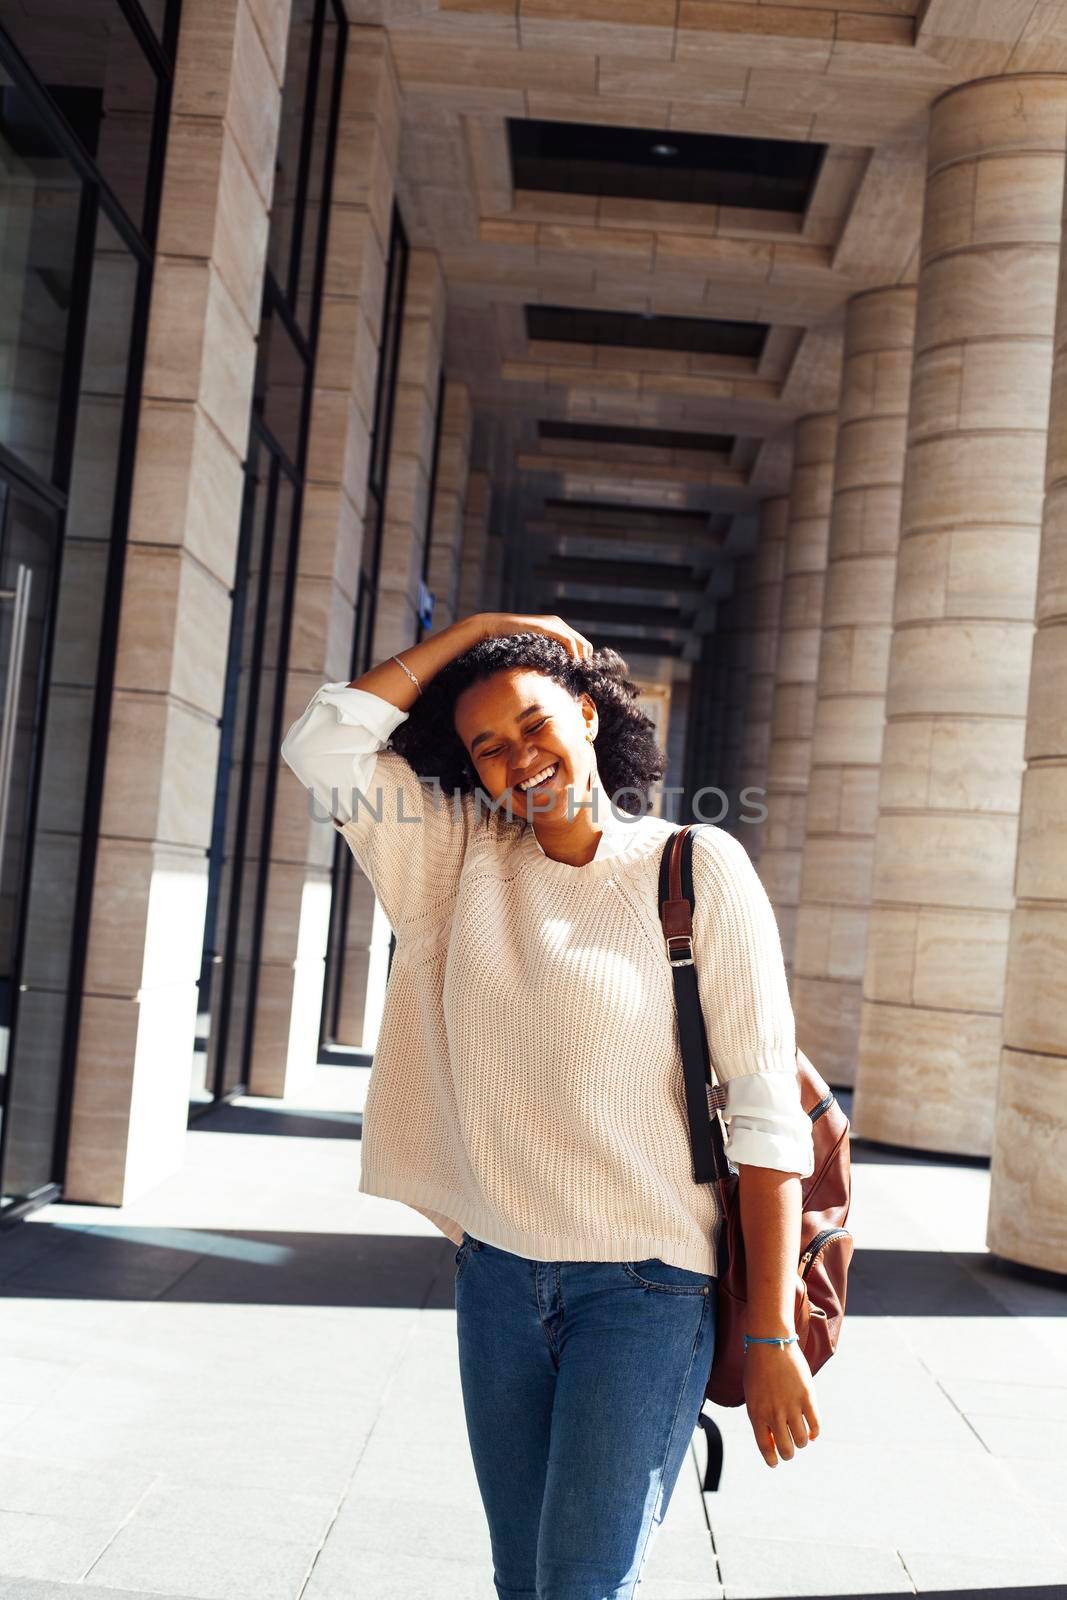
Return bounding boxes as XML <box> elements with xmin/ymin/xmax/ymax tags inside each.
<box><xmin>658</xmin><ymin>824</ymin><xmax>733</xmax><ymax>1187</ymax></box>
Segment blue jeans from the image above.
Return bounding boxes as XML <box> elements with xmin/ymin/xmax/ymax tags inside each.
<box><xmin>453</xmin><ymin>1231</ymin><xmax>717</xmax><ymax>1600</ymax></box>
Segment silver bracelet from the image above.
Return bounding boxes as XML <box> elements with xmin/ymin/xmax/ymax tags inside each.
<box><xmin>391</xmin><ymin>653</ymin><xmax>421</xmax><ymax>695</ymax></box>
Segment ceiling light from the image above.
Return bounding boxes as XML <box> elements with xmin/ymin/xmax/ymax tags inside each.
<box><xmin>651</xmin><ymin>143</ymin><xmax>679</xmax><ymax>158</ymax></box>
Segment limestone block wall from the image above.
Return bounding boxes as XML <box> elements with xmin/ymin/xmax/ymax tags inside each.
<box><xmin>457</xmin><ymin>471</ymin><xmax>491</xmax><ymax>620</ymax></box>
<box><xmin>329</xmin><ymin>247</ymin><xmax>445</xmax><ymax>1050</ymax></box>
<box><xmin>793</xmin><ymin>287</ymin><xmax>916</xmax><ymax>1084</ymax></box>
<box><xmin>738</xmin><ymin>497</ymin><xmax>788</xmax><ymax>863</ymax></box>
<box><xmin>64</xmin><ymin>0</ymin><xmax>292</xmax><ymax>1203</ymax></box>
<box><xmin>371</xmin><ymin>249</ymin><xmax>446</xmax><ymax>663</ymax></box>
<box><xmin>853</xmin><ymin>75</ymin><xmax>1067</xmax><ymax>1156</ymax></box>
<box><xmin>425</xmin><ymin>380</ymin><xmax>473</xmax><ymax>632</ymax></box>
<box><xmin>716</xmin><ymin>557</ymin><xmax>755</xmax><ymax>834</ymax></box>
<box><xmin>759</xmin><ymin>414</ymin><xmax>839</xmax><ymax>971</ymax></box>
<box><xmin>988</xmin><ymin>147</ymin><xmax>1067</xmax><ymax>1272</ymax></box>
<box><xmin>258</xmin><ymin>27</ymin><xmax>400</xmax><ymax>1092</ymax></box>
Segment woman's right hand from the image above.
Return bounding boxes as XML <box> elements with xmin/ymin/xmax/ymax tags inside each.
<box><xmin>471</xmin><ymin>612</ymin><xmax>594</xmax><ymax>663</ymax></box>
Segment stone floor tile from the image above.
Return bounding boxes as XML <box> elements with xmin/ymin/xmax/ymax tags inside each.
<box><xmin>642</xmin><ymin>1524</ymin><xmax>719</xmax><ymax>1586</ymax></box>
<box><xmin>0</xmin><ymin>1223</ymin><xmax>72</xmax><ymax>1282</ymax></box>
<box><xmin>0</xmin><ymin>1455</ymin><xmax>156</xmax><ymax>1521</ymax></box>
<box><xmin>0</xmin><ymin>1404</ymin><xmax>38</xmax><ymax>1442</ymax></box>
<box><xmin>85</xmin><ymin>1525</ymin><xmax>316</xmax><ymax>1600</ymax></box>
<box><xmin>936</xmin><ymin>1376</ymin><xmax>1067</xmax><ymax>1421</ymax></box>
<box><xmin>964</xmin><ymin>1412</ymin><xmax>1064</xmax><ymax>1460</ymax></box>
<box><xmin>302</xmin><ymin>1543</ymin><xmax>497</xmax><ymax>1599</ymax></box>
<box><xmin>999</xmin><ymin>1452</ymin><xmax>1067</xmax><ymax>1507</ymax></box>
<box><xmin>130</xmin><ymin>1477</ymin><xmax>339</xmax><ymax>1544</ymax></box>
<box><xmin>326</xmin><ymin>1492</ymin><xmax>493</xmax><ymax>1562</ymax></box>
<box><xmin>901</xmin><ymin>1546</ymin><xmax>1067</xmax><ymax>1592</ymax></box>
<box><xmin>704</xmin><ymin>1436</ymin><xmax>1063</xmax><ymax>1558</ymax></box>
<box><xmin>638</xmin><ymin>1582</ymin><xmax>722</xmax><ymax>1600</ymax></box>
<box><xmin>0</xmin><ymin>1351</ymin><xmax>80</xmax><ymax>1403</ymax></box>
<box><xmin>2</xmin><ymin>1083</ymin><xmax>1066</xmax><ymax>1600</ymax></box>
<box><xmin>714</xmin><ymin>1532</ymin><xmax>913</xmax><ymax>1598</ymax></box>
<box><xmin>0</xmin><ymin>1510</ymin><xmax>117</xmax><ymax>1582</ymax></box>
<box><xmin>0</xmin><ymin>1581</ymin><xmax>192</xmax><ymax>1600</ymax></box>
<box><xmin>2</xmin><ymin>1235</ymin><xmax>205</xmax><ymax>1300</ymax></box>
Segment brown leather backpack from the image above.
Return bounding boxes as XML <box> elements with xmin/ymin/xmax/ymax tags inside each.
<box><xmin>658</xmin><ymin>823</ymin><xmax>854</xmax><ymax>1490</ymax></box>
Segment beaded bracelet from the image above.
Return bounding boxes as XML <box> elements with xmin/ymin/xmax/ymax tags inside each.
<box><xmin>744</xmin><ymin>1333</ymin><xmax>798</xmax><ymax>1351</ymax></box>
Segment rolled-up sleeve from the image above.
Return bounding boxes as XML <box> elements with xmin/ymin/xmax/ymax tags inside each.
<box><xmin>724</xmin><ymin>1070</ymin><xmax>814</xmax><ymax>1178</ymax></box>
<box><xmin>280</xmin><ymin>680</ymin><xmax>468</xmax><ymax>937</ymax></box>
<box><xmin>280</xmin><ymin>681</ymin><xmax>409</xmax><ymax>825</ymax></box>
<box><xmin>691</xmin><ymin>827</ymin><xmax>814</xmax><ymax>1178</ymax></box>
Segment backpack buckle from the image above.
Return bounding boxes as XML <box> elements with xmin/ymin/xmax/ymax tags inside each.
<box><xmin>666</xmin><ymin>934</ymin><xmax>694</xmax><ymax>967</ymax></box>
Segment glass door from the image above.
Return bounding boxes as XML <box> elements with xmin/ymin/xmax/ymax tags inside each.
<box><xmin>0</xmin><ymin>472</ymin><xmax>61</xmax><ymax>1214</ymax></box>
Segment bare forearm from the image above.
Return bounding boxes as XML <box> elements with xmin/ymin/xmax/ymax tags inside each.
<box><xmin>348</xmin><ymin>615</ymin><xmax>487</xmax><ymax>713</ymax></box>
<box><xmin>737</xmin><ymin>1165</ymin><xmax>802</xmax><ymax>1333</ymax></box>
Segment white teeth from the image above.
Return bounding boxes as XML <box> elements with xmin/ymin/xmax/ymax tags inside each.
<box><xmin>517</xmin><ymin>762</ymin><xmax>558</xmax><ymax>792</ymax></box>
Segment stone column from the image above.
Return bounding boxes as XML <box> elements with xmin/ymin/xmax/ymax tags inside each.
<box><xmin>484</xmin><ymin>529</ymin><xmax>506</xmax><ymax>612</ymax></box>
<box><xmin>326</xmin><ymin>248</ymin><xmax>445</xmax><ymax>1051</ymax></box>
<box><xmin>707</xmin><ymin>642</ymin><xmax>730</xmax><ymax>815</ymax></box>
<box><xmin>64</xmin><ymin>0</ymin><xmax>291</xmax><ymax>1203</ymax></box>
<box><xmin>987</xmin><ymin>150</ymin><xmax>1067</xmax><ymax>1272</ymax></box>
<box><xmin>716</xmin><ymin>557</ymin><xmax>755</xmax><ymax>833</ymax></box>
<box><xmin>258</xmin><ymin>27</ymin><xmax>400</xmax><ymax>1094</ymax></box>
<box><xmin>370</xmin><ymin>249</ymin><xmax>446</xmax><ymax>661</ymax></box>
<box><xmin>425</xmin><ymin>380</ymin><xmax>473</xmax><ymax>631</ymax></box>
<box><xmin>853</xmin><ymin>75</ymin><xmax>1067</xmax><ymax>1156</ymax></box>
<box><xmin>456</xmin><ymin>471</ymin><xmax>491</xmax><ymax>619</ymax></box>
<box><xmin>759</xmin><ymin>415</ymin><xmax>839</xmax><ymax>971</ymax></box>
<box><xmin>738</xmin><ymin>497</ymin><xmax>788</xmax><ymax>862</ymax></box>
<box><xmin>793</xmin><ymin>287</ymin><xmax>916</xmax><ymax>1084</ymax></box>
<box><xmin>682</xmin><ymin>642</ymin><xmax>717</xmax><ymax>821</ymax></box>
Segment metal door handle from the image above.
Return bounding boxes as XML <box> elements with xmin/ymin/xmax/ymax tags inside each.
<box><xmin>0</xmin><ymin>563</ymin><xmax>33</xmax><ymax>895</ymax></box>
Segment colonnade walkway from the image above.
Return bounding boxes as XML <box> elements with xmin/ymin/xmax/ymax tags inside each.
<box><xmin>0</xmin><ymin>1069</ymin><xmax>1065</xmax><ymax>1600</ymax></box>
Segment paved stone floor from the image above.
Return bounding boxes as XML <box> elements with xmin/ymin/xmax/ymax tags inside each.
<box><xmin>1</xmin><ymin>1066</ymin><xmax>1066</xmax><ymax>1600</ymax></box>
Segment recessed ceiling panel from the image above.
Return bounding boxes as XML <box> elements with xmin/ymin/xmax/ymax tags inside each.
<box><xmin>545</xmin><ymin>498</ymin><xmax>712</xmax><ymax>529</ymax></box>
<box><xmin>526</xmin><ymin>305</ymin><xmax>768</xmax><ymax>359</ymax></box>
<box><xmin>539</xmin><ymin>420</ymin><xmax>735</xmax><ymax>454</ymax></box>
<box><xmin>509</xmin><ymin>119</ymin><xmax>826</xmax><ymax>213</ymax></box>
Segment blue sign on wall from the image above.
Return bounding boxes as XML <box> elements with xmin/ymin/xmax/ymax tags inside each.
<box><xmin>418</xmin><ymin>579</ymin><xmax>435</xmax><ymax>630</ymax></box>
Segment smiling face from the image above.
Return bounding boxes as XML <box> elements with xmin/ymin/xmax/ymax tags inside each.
<box><xmin>453</xmin><ymin>668</ymin><xmax>599</xmax><ymax>827</ymax></box>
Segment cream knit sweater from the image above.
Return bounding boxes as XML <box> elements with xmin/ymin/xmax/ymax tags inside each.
<box><xmin>281</xmin><ymin>681</ymin><xmax>814</xmax><ymax>1276</ymax></box>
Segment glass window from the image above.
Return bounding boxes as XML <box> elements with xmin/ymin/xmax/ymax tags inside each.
<box><xmin>2</xmin><ymin>207</ymin><xmax>142</xmax><ymax>1212</ymax></box>
<box><xmin>253</xmin><ymin>295</ymin><xmax>306</xmax><ymax>469</ymax></box>
<box><xmin>193</xmin><ymin>0</ymin><xmax>349</xmax><ymax>1106</ymax></box>
<box><xmin>0</xmin><ymin>64</ymin><xmax>83</xmax><ymax>486</ymax></box>
<box><xmin>0</xmin><ymin>1</ymin><xmax>167</xmax><ymax>236</ymax></box>
<box><xmin>292</xmin><ymin>10</ymin><xmax>340</xmax><ymax>327</ymax></box>
<box><xmin>135</xmin><ymin>0</ymin><xmax>172</xmax><ymax>45</ymax></box>
<box><xmin>267</xmin><ymin>0</ymin><xmax>344</xmax><ymax>335</ymax></box>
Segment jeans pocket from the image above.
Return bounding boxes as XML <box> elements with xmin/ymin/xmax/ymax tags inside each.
<box><xmin>622</xmin><ymin>1257</ymin><xmax>714</xmax><ymax>1295</ymax></box>
<box><xmin>454</xmin><ymin>1231</ymin><xmax>476</xmax><ymax>1280</ymax></box>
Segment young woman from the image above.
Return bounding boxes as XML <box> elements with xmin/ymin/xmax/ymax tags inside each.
<box><xmin>281</xmin><ymin>610</ymin><xmax>820</xmax><ymax>1600</ymax></box>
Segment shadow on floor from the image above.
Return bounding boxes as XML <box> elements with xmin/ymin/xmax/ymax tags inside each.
<box><xmin>187</xmin><ymin>1101</ymin><xmax>363</xmax><ymax>1139</ymax></box>
<box><xmin>1</xmin><ymin>1220</ymin><xmax>1065</xmax><ymax>1318</ymax></box>
<box><xmin>2</xmin><ymin>1084</ymin><xmax>1063</xmax><ymax>1313</ymax></box>
<box><xmin>760</xmin><ymin>1591</ymin><xmax>1067</xmax><ymax>1600</ymax></box>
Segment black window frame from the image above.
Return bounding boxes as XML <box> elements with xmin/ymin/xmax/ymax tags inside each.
<box><xmin>0</xmin><ymin>0</ymin><xmax>181</xmax><ymax>1226</ymax></box>
<box><xmin>320</xmin><ymin>203</ymin><xmax>409</xmax><ymax>1052</ymax></box>
<box><xmin>192</xmin><ymin>0</ymin><xmax>348</xmax><ymax>1111</ymax></box>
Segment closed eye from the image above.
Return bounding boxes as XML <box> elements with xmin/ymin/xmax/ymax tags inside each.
<box><xmin>479</xmin><ymin>718</ymin><xmax>548</xmax><ymax>761</ymax></box>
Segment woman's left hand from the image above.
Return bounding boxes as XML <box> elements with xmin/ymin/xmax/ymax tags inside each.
<box><xmin>743</xmin><ymin>1341</ymin><xmax>821</xmax><ymax>1467</ymax></box>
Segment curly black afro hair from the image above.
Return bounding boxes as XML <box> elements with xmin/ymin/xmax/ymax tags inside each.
<box><xmin>388</xmin><ymin>631</ymin><xmax>668</xmax><ymax>822</ymax></box>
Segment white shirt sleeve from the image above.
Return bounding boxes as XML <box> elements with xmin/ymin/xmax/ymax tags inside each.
<box><xmin>280</xmin><ymin>680</ymin><xmax>468</xmax><ymax>936</ymax></box>
<box><xmin>691</xmin><ymin>826</ymin><xmax>814</xmax><ymax>1177</ymax></box>
<box><xmin>723</xmin><ymin>1069</ymin><xmax>814</xmax><ymax>1178</ymax></box>
<box><xmin>280</xmin><ymin>681</ymin><xmax>410</xmax><ymax>825</ymax></box>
